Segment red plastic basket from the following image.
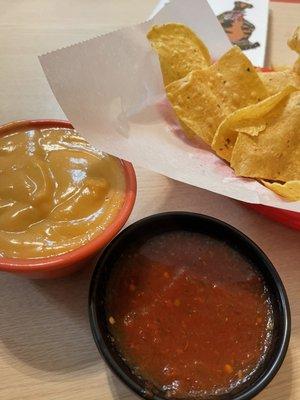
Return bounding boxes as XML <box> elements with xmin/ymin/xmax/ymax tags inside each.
<box><xmin>243</xmin><ymin>203</ymin><xmax>300</xmax><ymax>230</ymax></box>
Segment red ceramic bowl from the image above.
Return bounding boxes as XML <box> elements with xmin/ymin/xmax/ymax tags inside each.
<box><xmin>243</xmin><ymin>68</ymin><xmax>300</xmax><ymax>230</ymax></box>
<box><xmin>0</xmin><ymin>120</ymin><xmax>137</xmax><ymax>279</ymax></box>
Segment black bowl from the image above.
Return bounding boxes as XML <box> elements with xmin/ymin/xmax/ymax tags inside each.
<box><xmin>89</xmin><ymin>212</ymin><xmax>291</xmax><ymax>400</ymax></box>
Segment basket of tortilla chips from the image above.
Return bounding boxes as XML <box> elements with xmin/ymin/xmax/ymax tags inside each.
<box><xmin>40</xmin><ymin>6</ymin><xmax>300</xmax><ymax>230</ymax></box>
<box><xmin>147</xmin><ymin>24</ymin><xmax>300</xmax><ymax>229</ymax></box>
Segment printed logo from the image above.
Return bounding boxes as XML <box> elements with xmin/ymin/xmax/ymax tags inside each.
<box><xmin>218</xmin><ymin>1</ymin><xmax>260</xmax><ymax>50</ymax></box>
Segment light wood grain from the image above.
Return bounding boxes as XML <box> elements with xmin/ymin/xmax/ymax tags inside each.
<box><xmin>0</xmin><ymin>2</ymin><xmax>299</xmax><ymax>400</ymax></box>
<box><xmin>266</xmin><ymin>2</ymin><xmax>299</xmax><ymax>67</ymax></box>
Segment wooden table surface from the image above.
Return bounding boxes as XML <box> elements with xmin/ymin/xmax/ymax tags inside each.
<box><xmin>0</xmin><ymin>1</ymin><xmax>299</xmax><ymax>399</ymax></box>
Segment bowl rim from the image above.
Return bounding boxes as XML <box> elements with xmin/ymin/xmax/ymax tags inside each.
<box><xmin>89</xmin><ymin>211</ymin><xmax>291</xmax><ymax>400</ymax></box>
<box><xmin>0</xmin><ymin>119</ymin><xmax>137</xmax><ymax>273</ymax></box>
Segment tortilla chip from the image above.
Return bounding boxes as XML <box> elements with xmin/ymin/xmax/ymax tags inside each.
<box><xmin>288</xmin><ymin>26</ymin><xmax>300</xmax><ymax>74</ymax></box>
<box><xmin>147</xmin><ymin>23</ymin><xmax>211</xmax><ymax>86</ymax></box>
<box><xmin>288</xmin><ymin>26</ymin><xmax>300</xmax><ymax>54</ymax></box>
<box><xmin>263</xmin><ymin>180</ymin><xmax>300</xmax><ymax>201</ymax></box>
<box><xmin>293</xmin><ymin>59</ymin><xmax>300</xmax><ymax>75</ymax></box>
<box><xmin>272</xmin><ymin>66</ymin><xmax>291</xmax><ymax>72</ymax></box>
<box><xmin>166</xmin><ymin>70</ymin><xmax>225</xmax><ymax>144</ymax></box>
<box><xmin>230</xmin><ymin>91</ymin><xmax>300</xmax><ymax>182</ymax></box>
<box><xmin>212</xmin><ymin>86</ymin><xmax>295</xmax><ymax>161</ymax></box>
<box><xmin>258</xmin><ymin>70</ymin><xmax>300</xmax><ymax>95</ymax></box>
<box><xmin>166</xmin><ymin>46</ymin><xmax>268</xmax><ymax>145</ymax></box>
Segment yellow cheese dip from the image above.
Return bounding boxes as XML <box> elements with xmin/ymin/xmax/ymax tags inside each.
<box><xmin>0</xmin><ymin>128</ymin><xmax>125</xmax><ymax>258</ymax></box>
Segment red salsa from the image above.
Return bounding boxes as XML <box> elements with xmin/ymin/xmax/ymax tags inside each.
<box><xmin>106</xmin><ymin>230</ymin><xmax>273</xmax><ymax>398</ymax></box>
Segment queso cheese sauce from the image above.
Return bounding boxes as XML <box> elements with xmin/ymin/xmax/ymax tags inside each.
<box><xmin>0</xmin><ymin>128</ymin><xmax>125</xmax><ymax>258</ymax></box>
<box><xmin>106</xmin><ymin>231</ymin><xmax>274</xmax><ymax>398</ymax></box>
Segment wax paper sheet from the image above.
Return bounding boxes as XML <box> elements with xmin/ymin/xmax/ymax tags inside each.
<box><xmin>40</xmin><ymin>0</ymin><xmax>299</xmax><ymax>212</ymax></box>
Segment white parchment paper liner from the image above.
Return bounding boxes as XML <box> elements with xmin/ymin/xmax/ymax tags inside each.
<box><xmin>40</xmin><ymin>0</ymin><xmax>300</xmax><ymax>212</ymax></box>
